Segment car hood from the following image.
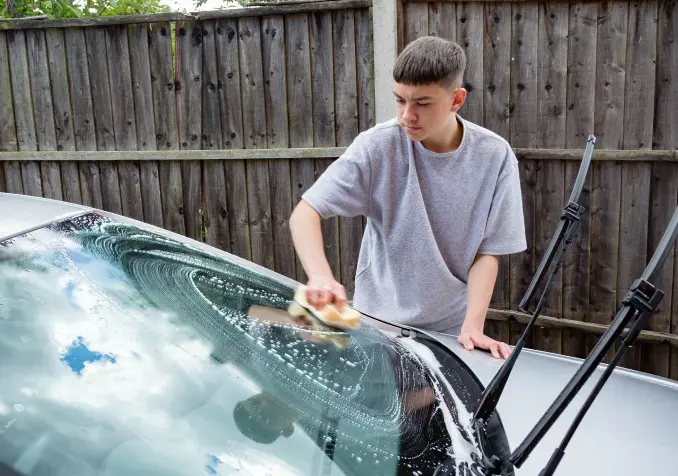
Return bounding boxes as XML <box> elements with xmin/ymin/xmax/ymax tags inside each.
<box><xmin>0</xmin><ymin>193</ymin><xmax>87</xmax><ymax>241</ymax></box>
<box><xmin>425</xmin><ymin>330</ymin><xmax>678</xmax><ymax>475</ymax></box>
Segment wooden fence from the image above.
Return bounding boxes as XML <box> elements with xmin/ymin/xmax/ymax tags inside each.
<box><xmin>1</xmin><ymin>0</ymin><xmax>678</xmax><ymax>380</ymax></box>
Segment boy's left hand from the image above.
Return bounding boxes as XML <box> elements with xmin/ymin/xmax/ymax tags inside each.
<box><xmin>458</xmin><ymin>326</ymin><xmax>511</xmax><ymax>360</ymax></box>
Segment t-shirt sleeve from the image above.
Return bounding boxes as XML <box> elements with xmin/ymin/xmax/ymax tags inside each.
<box><xmin>301</xmin><ymin>134</ymin><xmax>372</xmax><ymax>219</ymax></box>
<box><xmin>478</xmin><ymin>149</ymin><xmax>528</xmax><ymax>255</ymax></box>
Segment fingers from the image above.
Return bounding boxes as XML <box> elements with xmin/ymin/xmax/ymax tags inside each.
<box><xmin>500</xmin><ymin>342</ymin><xmax>512</xmax><ymax>359</ymax></box>
<box><xmin>489</xmin><ymin>342</ymin><xmax>501</xmax><ymax>359</ymax></box>
<box><xmin>305</xmin><ymin>279</ymin><xmax>347</xmax><ymax>311</ymax></box>
<box><xmin>333</xmin><ymin>285</ymin><xmax>348</xmax><ymax>310</ymax></box>
<box><xmin>458</xmin><ymin>334</ymin><xmax>474</xmax><ymax>351</ymax></box>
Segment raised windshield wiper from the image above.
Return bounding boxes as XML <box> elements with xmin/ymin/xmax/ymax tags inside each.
<box><xmin>511</xmin><ymin>204</ymin><xmax>678</xmax><ymax>475</ymax></box>
<box><xmin>473</xmin><ymin>134</ymin><xmax>597</xmax><ymax>425</ymax></box>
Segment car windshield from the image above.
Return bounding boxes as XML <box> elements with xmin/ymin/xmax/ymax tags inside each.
<box><xmin>0</xmin><ymin>213</ymin><xmax>506</xmax><ymax>476</ymax></box>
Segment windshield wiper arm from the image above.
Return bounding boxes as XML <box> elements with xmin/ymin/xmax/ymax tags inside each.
<box><xmin>473</xmin><ymin>135</ymin><xmax>596</xmax><ymax>424</ymax></box>
<box><xmin>511</xmin><ymin>204</ymin><xmax>678</xmax><ymax>474</ymax></box>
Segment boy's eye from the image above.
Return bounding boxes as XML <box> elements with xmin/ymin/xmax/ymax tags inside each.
<box><xmin>417</xmin><ymin>103</ymin><xmax>429</xmax><ymax>107</ymax></box>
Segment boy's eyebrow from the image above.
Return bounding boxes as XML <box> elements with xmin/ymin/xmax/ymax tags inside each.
<box><xmin>392</xmin><ymin>91</ymin><xmax>433</xmax><ymax>101</ymax></box>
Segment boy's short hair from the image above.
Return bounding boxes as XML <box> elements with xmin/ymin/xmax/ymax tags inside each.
<box><xmin>393</xmin><ymin>36</ymin><xmax>466</xmax><ymax>90</ymax></box>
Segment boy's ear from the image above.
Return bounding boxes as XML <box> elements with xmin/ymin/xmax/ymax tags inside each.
<box><xmin>450</xmin><ymin>87</ymin><xmax>467</xmax><ymax>113</ymax></box>
<box><xmin>281</xmin><ymin>425</ymin><xmax>295</xmax><ymax>438</ymax></box>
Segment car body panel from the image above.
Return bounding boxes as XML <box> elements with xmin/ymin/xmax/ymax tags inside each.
<box><xmin>0</xmin><ymin>193</ymin><xmax>86</xmax><ymax>242</ymax></box>
<box><xmin>2</xmin><ymin>192</ymin><xmax>677</xmax><ymax>475</ymax></box>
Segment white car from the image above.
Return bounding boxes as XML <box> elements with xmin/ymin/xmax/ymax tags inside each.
<box><xmin>1</xmin><ymin>191</ymin><xmax>677</xmax><ymax>476</ymax></box>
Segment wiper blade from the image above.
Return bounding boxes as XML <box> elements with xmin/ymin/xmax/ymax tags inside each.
<box><xmin>512</xmin><ymin>204</ymin><xmax>678</xmax><ymax>474</ymax></box>
<box><xmin>473</xmin><ymin>135</ymin><xmax>596</xmax><ymax>424</ymax></box>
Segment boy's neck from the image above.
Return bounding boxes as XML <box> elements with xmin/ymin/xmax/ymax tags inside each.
<box><xmin>420</xmin><ymin>114</ymin><xmax>463</xmax><ymax>154</ymax></box>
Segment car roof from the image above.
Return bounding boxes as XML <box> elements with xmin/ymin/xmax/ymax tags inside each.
<box><xmin>0</xmin><ymin>192</ymin><xmax>89</xmax><ymax>241</ymax></box>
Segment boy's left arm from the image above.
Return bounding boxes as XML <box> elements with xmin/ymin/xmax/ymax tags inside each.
<box><xmin>457</xmin><ymin>253</ymin><xmax>512</xmax><ymax>360</ymax></box>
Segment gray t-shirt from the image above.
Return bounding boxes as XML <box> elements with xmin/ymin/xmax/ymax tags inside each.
<box><xmin>302</xmin><ymin>115</ymin><xmax>527</xmax><ymax>333</ymax></box>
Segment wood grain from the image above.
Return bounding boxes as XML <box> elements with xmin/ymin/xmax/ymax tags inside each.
<box><xmin>216</xmin><ymin>18</ymin><xmax>250</xmax><ymax>260</ymax></box>
<box><xmin>456</xmin><ymin>3</ymin><xmax>483</xmax><ymax>125</ymax></box>
<box><xmin>202</xmin><ymin>20</ymin><xmax>231</xmax><ymax>253</ymax></box>
<box><xmin>128</xmin><ymin>23</ymin><xmax>163</xmax><ymax>228</ymax></box>
<box><xmin>65</xmin><ymin>27</ymin><xmax>101</xmax><ymax>208</ymax></box>
<box><xmin>619</xmin><ymin>1</ymin><xmax>658</xmax><ymax>372</ymax></box>
<box><xmin>148</xmin><ymin>22</ymin><xmax>184</xmax><ymax>236</ymax></box>
<box><xmin>175</xmin><ymin>21</ymin><xmax>204</xmax><ymax>241</ymax></box>
<box><xmin>8</xmin><ymin>30</ymin><xmax>42</xmax><ymax>197</ymax></box>
<box><xmin>262</xmin><ymin>15</ymin><xmax>295</xmax><ymax>278</ymax></box>
<box><xmin>239</xmin><ymin>17</ymin><xmax>275</xmax><ymax>269</ymax></box>
<box><xmin>562</xmin><ymin>1</ymin><xmax>597</xmax><ymax>359</ymax></box>
<box><xmin>484</xmin><ymin>2</ymin><xmax>511</xmax><ymax>321</ymax></box>
<box><xmin>26</xmin><ymin>29</ymin><xmax>61</xmax><ymax>200</ymax></box>
<box><xmin>46</xmin><ymin>28</ymin><xmax>81</xmax><ymax>204</ymax></box>
<box><xmin>107</xmin><ymin>25</ymin><xmax>143</xmax><ymax>222</ymax></box>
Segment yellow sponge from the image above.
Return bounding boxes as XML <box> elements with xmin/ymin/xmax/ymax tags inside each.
<box><xmin>288</xmin><ymin>285</ymin><xmax>361</xmax><ymax>331</ymax></box>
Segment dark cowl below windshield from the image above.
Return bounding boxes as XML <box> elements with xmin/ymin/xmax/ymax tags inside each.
<box><xmin>0</xmin><ymin>213</ymin><xmax>510</xmax><ymax>476</ymax></box>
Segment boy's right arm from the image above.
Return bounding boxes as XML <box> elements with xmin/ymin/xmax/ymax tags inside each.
<box><xmin>289</xmin><ymin>200</ymin><xmax>347</xmax><ymax>311</ymax></box>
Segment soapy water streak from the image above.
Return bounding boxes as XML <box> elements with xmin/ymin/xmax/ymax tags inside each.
<box><xmin>53</xmin><ymin>214</ymin><xmax>485</xmax><ymax>473</ymax></box>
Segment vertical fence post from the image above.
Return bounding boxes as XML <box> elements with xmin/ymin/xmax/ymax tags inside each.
<box><xmin>372</xmin><ymin>0</ymin><xmax>398</xmax><ymax>124</ymax></box>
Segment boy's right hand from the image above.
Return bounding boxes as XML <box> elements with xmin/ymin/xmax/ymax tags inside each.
<box><xmin>305</xmin><ymin>276</ymin><xmax>347</xmax><ymax>311</ymax></box>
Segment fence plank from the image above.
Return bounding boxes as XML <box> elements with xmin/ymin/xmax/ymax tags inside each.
<box><xmin>128</xmin><ymin>23</ymin><xmax>163</xmax><ymax>229</ymax></box>
<box><xmin>8</xmin><ymin>30</ymin><xmax>41</xmax><ymax>197</ymax></box>
<box><xmin>148</xmin><ymin>23</ymin><xmax>184</xmax><ymax>236</ymax></box>
<box><xmin>310</xmin><ymin>12</ymin><xmax>335</xmax><ymax>148</ymax></box>
<box><xmin>262</xmin><ymin>15</ymin><xmax>294</xmax><ymax>279</ymax></box>
<box><xmin>26</xmin><ymin>30</ymin><xmax>57</xmax><ymax>152</ymax></box>
<box><xmin>456</xmin><ymin>3</ymin><xmax>483</xmax><ymax>125</ymax></box>
<box><xmin>107</xmin><ymin>25</ymin><xmax>143</xmax><ymax>222</ymax></box>
<box><xmin>0</xmin><ymin>159</ymin><xmax>4</xmax><ymax>192</ymax></box>
<box><xmin>239</xmin><ymin>17</ymin><xmax>275</xmax><ymax>270</ymax></box>
<box><xmin>483</xmin><ymin>2</ymin><xmax>510</xmax><ymax>141</ymax></box>
<box><xmin>533</xmin><ymin>3</ymin><xmax>568</xmax><ymax>354</ymax></box>
<box><xmin>654</xmin><ymin>0</ymin><xmax>678</xmax><ymax>150</ymax></box>
<box><xmin>334</xmin><ymin>9</ymin><xmax>362</xmax><ymax>296</ymax></box>
<box><xmin>656</xmin><ymin>0</ymin><xmax>678</xmax><ymax>380</ymax></box>
<box><xmin>0</xmin><ymin>32</ymin><xmax>17</xmax><ymax>154</ymax></box>
<box><xmin>562</xmin><ymin>1</ymin><xmax>597</xmax><ymax>359</ymax></box>
<box><xmin>46</xmin><ymin>28</ymin><xmax>81</xmax><ymax>205</ymax></box>
<box><xmin>289</xmin><ymin>12</ymin><xmax>316</xmax><ymax>281</ymax></box>
<box><xmin>537</xmin><ymin>3</ymin><xmax>568</xmax><ymax>149</ymax></box>
<box><xmin>484</xmin><ymin>2</ymin><xmax>511</xmax><ymax>319</ymax></box>
<box><xmin>641</xmin><ymin>164</ymin><xmax>678</xmax><ymax>378</ymax></box>
<box><xmin>309</xmin><ymin>11</ymin><xmax>340</xmax><ymax>281</ymax></box>
<box><xmin>593</xmin><ymin>1</ymin><xmax>627</xmax><ymax>149</ymax></box>
<box><xmin>201</xmin><ymin>20</ymin><xmax>231</xmax><ymax>253</ymax></box>
<box><xmin>588</xmin><ymin>1</ymin><xmax>627</xmax><ymax>361</ymax></box>
<box><xmin>428</xmin><ymin>2</ymin><xmax>455</xmax><ymax>42</ymax></box>
<box><xmin>201</xmin><ymin>21</ymin><xmax>223</xmax><ymax>152</ymax></box>
<box><xmin>65</xmin><ymin>28</ymin><xmax>101</xmax><ymax>208</ymax></box>
<box><xmin>85</xmin><ymin>27</ymin><xmax>121</xmax><ymax>214</ymax></box>
<box><xmin>176</xmin><ymin>21</ymin><xmax>204</xmax><ymax>241</ymax></box>
<box><xmin>509</xmin><ymin>3</ymin><xmax>538</xmax><ymax>150</ymax></box>
<box><xmin>216</xmin><ymin>18</ymin><xmax>250</xmax><ymax>260</ymax></box>
<box><xmin>508</xmin><ymin>2</ymin><xmax>538</xmax><ymax>345</ymax></box>
<box><xmin>356</xmin><ymin>7</ymin><xmax>374</xmax><ymax>133</ymax></box>
<box><xmin>405</xmin><ymin>2</ymin><xmax>428</xmax><ymax>45</ymax></box>
<box><xmin>619</xmin><ymin>1</ymin><xmax>658</xmax><ymax>372</ymax></box>
<box><xmin>26</xmin><ymin>29</ymin><xmax>63</xmax><ymax>201</ymax></box>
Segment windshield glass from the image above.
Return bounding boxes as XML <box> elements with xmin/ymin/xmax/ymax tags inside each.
<box><xmin>0</xmin><ymin>213</ymin><xmax>502</xmax><ymax>476</ymax></box>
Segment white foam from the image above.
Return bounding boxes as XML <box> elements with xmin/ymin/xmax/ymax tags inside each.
<box><xmin>397</xmin><ymin>337</ymin><xmax>482</xmax><ymax>471</ymax></box>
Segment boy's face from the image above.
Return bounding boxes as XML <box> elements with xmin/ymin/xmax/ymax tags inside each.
<box><xmin>393</xmin><ymin>81</ymin><xmax>466</xmax><ymax>142</ymax></box>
